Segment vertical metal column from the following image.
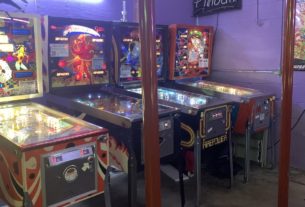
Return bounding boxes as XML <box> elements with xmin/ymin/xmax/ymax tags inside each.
<box><xmin>244</xmin><ymin>122</ymin><xmax>251</xmax><ymax>183</ymax></box>
<box><xmin>278</xmin><ymin>0</ymin><xmax>296</xmax><ymax>206</ymax></box>
<box><xmin>138</xmin><ymin>0</ymin><xmax>161</xmax><ymax>207</ymax></box>
<box><xmin>261</xmin><ymin>128</ymin><xmax>269</xmax><ymax>167</ymax></box>
<box><xmin>228</xmin><ymin>128</ymin><xmax>234</xmax><ymax>188</ymax></box>
<box><xmin>128</xmin><ymin>150</ymin><xmax>137</xmax><ymax>207</ymax></box>
<box><xmin>195</xmin><ymin>132</ymin><xmax>202</xmax><ymax>207</ymax></box>
<box><xmin>104</xmin><ymin>166</ymin><xmax>113</xmax><ymax>207</ymax></box>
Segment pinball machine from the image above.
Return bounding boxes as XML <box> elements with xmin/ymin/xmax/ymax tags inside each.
<box><xmin>166</xmin><ymin>24</ymin><xmax>275</xmax><ymax>182</ymax></box>
<box><xmin>0</xmin><ymin>13</ymin><xmax>109</xmax><ymax>207</ymax></box>
<box><xmin>111</xmin><ymin>22</ymin><xmax>234</xmax><ymax>205</ymax></box>
<box><xmin>44</xmin><ymin>17</ymin><xmax>180</xmax><ymax>207</ymax></box>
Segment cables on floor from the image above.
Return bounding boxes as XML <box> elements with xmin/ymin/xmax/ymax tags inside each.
<box><xmin>268</xmin><ymin>109</ymin><xmax>305</xmax><ymax>150</ymax></box>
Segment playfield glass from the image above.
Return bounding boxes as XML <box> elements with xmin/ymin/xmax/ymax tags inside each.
<box><xmin>0</xmin><ymin>102</ymin><xmax>98</xmax><ymax>147</ymax></box>
<box><xmin>74</xmin><ymin>92</ymin><xmax>170</xmax><ymax>118</ymax></box>
<box><xmin>0</xmin><ymin>14</ymin><xmax>41</xmax><ymax>99</ymax></box>
<box><xmin>171</xmin><ymin>26</ymin><xmax>212</xmax><ymax>79</ymax></box>
<box><xmin>185</xmin><ymin>81</ymin><xmax>255</xmax><ymax>97</ymax></box>
<box><xmin>48</xmin><ymin>17</ymin><xmax>110</xmax><ymax>88</ymax></box>
<box><xmin>128</xmin><ymin>87</ymin><xmax>209</xmax><ymax>109</ymax></box>
<box><xmin>117</xmin><ymin>24</ymin><xmax>165</xmax><ymax>82</ymax></box>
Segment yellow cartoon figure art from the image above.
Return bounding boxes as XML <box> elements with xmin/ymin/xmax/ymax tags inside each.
<box><xmin>14</xmin><ymin>45</ymin><xmax>28</xmax><ymax>70</ymax></box>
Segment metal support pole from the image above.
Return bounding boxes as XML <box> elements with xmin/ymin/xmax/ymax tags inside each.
<box><xmin>244</xmin><ymin>122</ymin><xmax>251</xmax><ymax>183</ymax></box>
<box><xmin>104</xmin><ymin>166</ymin><xmax>113</xmax><ymax>207</ymax></box>
<box><xmin>178</xmin><ymin>146</ymin><xmax>185</xmax><ymax>207</ymax></box>
<box><xmin>138</xmin><ymin>0</ymin><xmax>161</xmax><ymax>206</ymax></box>
<box><xmin>128</xmin><ymin>152</ymin><xmax>137</xmax><ymax>207</ymax></box>
<box><xmin>271</xmin><ymin>116</ymin><xmax>276</xmax><ymax>169</ymax></box>
<box><xmin>228</xmin><ymin>129</ymin><xmax>234</xmax><ymax>188</ymax></box>
<box><xmin>261</xmin><ymin>129</ymin><xmax>269</xmax><ymax>168</ymax></box>
<box><xmin>195</xmin><ymin>132</ymin><xmax>202</xmax><ymax>207</ymax></box>
<box><xmin>278</xmin><ymin>0</ymin><xmax>296</xmax><ymax>206</ymax></box>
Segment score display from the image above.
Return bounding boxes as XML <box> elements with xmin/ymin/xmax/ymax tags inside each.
<box><xmin>0</xmin><ymin>13</ymin><xmax>42</xmax><ymax>101</ymax></box>
<box><xmin>169</xmin><ymin>24</ymin><xmax>213</xmax><ymax>80</ymax></box>
<box><xmin>48</xmin><ymin>17</ymin><xmax>111</xmax><ymax>88</ymax></box>
<box><xmin>113</xmin><ymin>23</ymin><xmax>167</xmax><ymax>83</ymax></box>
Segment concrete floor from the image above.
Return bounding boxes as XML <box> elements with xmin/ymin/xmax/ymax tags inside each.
<box><xmin>72</xmin><ymin>166</ymin><xmax>305</xmax><ymax>207</ymax></box>
<box><xmin>1</xmin><ymin>166</ymin><xmax>303</xmax><ymax>207</ymax></box>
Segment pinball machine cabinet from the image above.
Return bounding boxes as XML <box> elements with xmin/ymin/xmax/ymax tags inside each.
<box><xmin>168</xmin><ymin>24</ymin><xmax>275</xmax><ymax>182</ymax></box>
<box><xmin>111</xmin><ymin>22</ymin><xmax>233</xmax><ymax>207</ymax></box>
<box><xmin>0</xmin><ymin>13</ymin><xmax>109</xmax><ymax>207</ymax></box>
<box><xmin>0</xmin><ymin>103</ymin><xmax>109</xmax><ymax>207</ymax></box>
<box><xmin>112</xmin><ymin>22</ymin><xmax>231</xmax><ymax>151</ymax></box>
<box><xmin>44</xmin><ymin>18</ymin><xmax>180</xmax><ymax>207</ymax></box>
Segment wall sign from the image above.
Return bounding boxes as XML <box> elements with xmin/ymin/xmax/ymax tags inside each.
<box><xmin>193</xmin><ymin>0</ymin><xmax>242</xmax><ymax>16</ymax></box>
<box><xmin>294</xmin><ymin>0</ymin><xmax>305</xmax><ymax>71</ymax></box>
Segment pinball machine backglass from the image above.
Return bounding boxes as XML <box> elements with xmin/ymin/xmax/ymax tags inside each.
<box><xmin>169</xmin><ymin>24</ymin><xmax>213</xmax><ymax>80</ymax></box>
<box><xmin>0</xmin><ymin>12</ymin><xmax>43</xmax><ymax>102</ymax></box>
<box><xmin>47</xmin><ymin>16</ymin><xmax>111</xmax><ymax>92</ymax></box>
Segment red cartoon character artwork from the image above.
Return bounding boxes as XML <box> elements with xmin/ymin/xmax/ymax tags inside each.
<box><xmin>70</xmin><ymin>34</ymin><xmax>95</xmax><ymax>82</ymax></box>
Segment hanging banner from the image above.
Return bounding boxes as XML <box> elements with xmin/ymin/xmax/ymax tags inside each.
<box><xmin>193</xmin><ymin>0</ymin><xmax>242</xmax><ymax>16</ymax></box>
<box><xmin>294</xmin><ymin>0</ymin><xmax>305</xmax><ymax>71</ymax></box>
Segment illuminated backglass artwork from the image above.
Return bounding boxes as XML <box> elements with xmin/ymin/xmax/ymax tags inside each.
<box><xmin>114</xmin><ymin>23</ymin><xmax>166</xmax><ymax>83</ymax></box>
<box><xmin>0</xmin><ymin>14</ymin><xmax>41</xmax><ymax>100</ymax></box>
<box><xmin>48</xmin><ymin>17</ymin><xmax>110</xmax><ymax>88</ymax></box>
<box><xmin>169</xmin><ymin>25</ymin><xmax>213</xmax><ymax>80</ymax></box>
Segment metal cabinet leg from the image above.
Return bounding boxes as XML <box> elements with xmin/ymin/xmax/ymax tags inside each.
<box><xmin>178</xmin><ymin>147</ymin><xmax>185</xmax><ymax>207</ymax></box>
<box><xmin>244</xmin><ymin>126</ymin><xmax>251</xmax><ymax>183</ymax></box>
<box><xmin>105</xmin><ymin>167</ymin><xmax>112</xmax><ymax>207</ymax></box>
<box><xmin>261</xmin><ymin>129</ymin><xmax>269</xmax><ymax>168</ymax></box>
<box><xmin>23</xmin><ymin>192</ymin><xmax>33</xmax><ymax>207</ymax></box>
<box><xmin>228</xmin><ymin>130</ymin><xmax>234</xmax><ymax>188</ymax></box>
<box><xmin>128</xmin><ymin>154</ymin><xmax>137</xmax><ymax>207</ymax></box>
<box><xmin>195</xmin><ymin>133</ymin><xmax>202</xmax><ymax>207</ymax></box>
<box><xmin>270</xmin><ymin>118</ymin><xmax>276</xmax><ymax>169</ymax></box>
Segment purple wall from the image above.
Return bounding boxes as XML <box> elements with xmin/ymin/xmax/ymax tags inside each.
<box><xmin>130</xmin><ymin>0</ymin><xmax>194</xmax><ymax>24</ymax></box>
<box><xmin>155</xmin><ymin>0</ymin><xmax>194</xmax><ymax>24</ymax></box>
<box><xmin>198</xmin><ymin>0</ymin><xmax>305</xmax><ymax>170</ymax></box>
<box><xmin>0</xmin><ymin>0</ymin><xmax>135</xmax><ymax>21</ymax></box>
<box><xmin>1</xmin><ymin>0</ymin><xmax>193</xmax><ymax>24</ymax></box>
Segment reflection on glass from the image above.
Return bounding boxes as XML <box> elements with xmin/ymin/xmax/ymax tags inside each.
<box><xmin>189</xmin><ymin>81</ymin><xmax>254</xmax><ymax>96</ymax></box>
<box><xmin>128</xmin><ymin>87</ymin><xmax>209</xmax><ymax>109</ymax></box>
<box><xmin>74</xmin><ymin>93</ymin><xmax>169</xmax><ymax>118</ymax></box>
<box><xmin>0</xmin><ymin>103</ymin><xmax>95</xmax><ymax>146</ymax></box>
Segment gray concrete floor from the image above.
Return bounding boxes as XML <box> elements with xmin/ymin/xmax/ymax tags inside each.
<box><xmin>72</xmin><ymin>166</ymin><xmax>305</xmax><ymax>207</ymax></box>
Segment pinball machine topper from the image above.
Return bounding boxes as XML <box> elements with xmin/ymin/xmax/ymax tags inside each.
<box><xmin>169</xmin><ymin>24</ymin><xmax>213</xmax><ymax>80</ymax></box>
<box><xmin>113</xmin><ymin>23</ymin><xmax>167</xmax><ymax>84</ymax></box>
<box><xmin>48</xmin><ymin>17</ymin><xmax>111</xmax><ymax>89</ymax></box>
<box><xmin>0</xmin><ymin>12</ymin><xmax>42</xmax><ymax>102</ymax></box>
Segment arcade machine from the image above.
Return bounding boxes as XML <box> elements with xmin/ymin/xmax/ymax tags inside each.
<box><xmin>0</xmin><ymin>13</ymin><xmax>109</xmax><ymax>207</ymax></box>
<box><xmin>111</xmin><ymin>22</ymin><xmax>233</xmax><ymax>205</ymax></box>
<box><xmin>44</xmin><ymin>17</ymin><xmax>180</xmax><ymax>207</ymax></box>
<box><xmin>167</xmin><ymin>24</ymin><xmax>275</xmax><ymax>182</ymax></box>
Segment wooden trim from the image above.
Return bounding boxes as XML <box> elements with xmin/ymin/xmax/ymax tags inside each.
<box><xmin>278</xmin><ymin>0</ymin><xmax>296</xmax><ymax>206</ymax></box>
<box><xmin>138</xmin><ymin>0</ymin><xmax>162</xmax><ymax>207</ymax></box>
